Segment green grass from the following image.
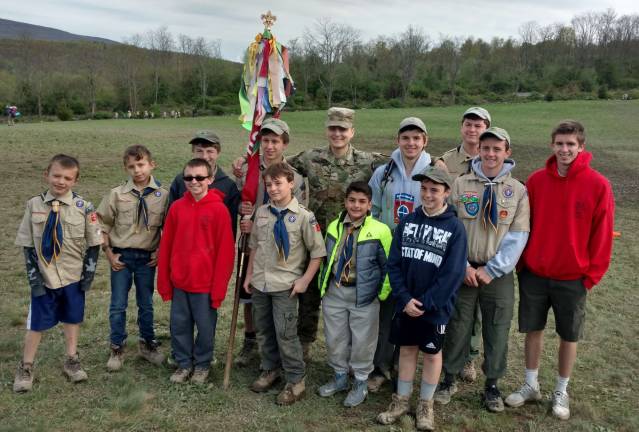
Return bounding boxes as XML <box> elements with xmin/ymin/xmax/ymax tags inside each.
<box><xmin>1</xmin><ymin>100</ymin><xmax>638</xmax><ymax>431</ymax></box>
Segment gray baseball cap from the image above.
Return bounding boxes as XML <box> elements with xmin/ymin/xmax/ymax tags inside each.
<box><xmin>463</xmin><ymin>106</ymin><xmax>491</xmax><ymax>126</ymax></box>
<box><xmin>480</xmin><ymin>127</ymin><xmax>511</xmax><ymax>147</ymax></box>
<box><xmin>325</xmin><ymin>107</ymin><xmax>355</xmax><ymax>128</ymax></box>
<box><xmin>190</xmin><ymin>130</ymin><xmax>221</xmax><ymax>145</ymax></box>
<box><xmin>261</xmin><ymin>118</ymin><xmax>290</xmax><ymax>135</ymax></box>
<box><xmin>398</xmin><ymin>117</ymin><xmax>428</xmax><ymax>134</ymax></box>
<box><xmin>412</xmin><ymin>166</ymin><xmax>453</xmax><ymax>189</ymax></box>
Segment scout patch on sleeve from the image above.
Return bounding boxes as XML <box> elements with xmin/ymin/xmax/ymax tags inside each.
<box><xmin>460</xmin><ymin>192</ymin><xmax>480</xmax><ymax>216</ymax></box>
<box><xmin>309</xmin><ymin>216</ymin><xmax>321</xmax><ymax>232</ymax></box>
<box><xmin>394</xmin><ymin>193</ymin><xmax>415</xmax><ymax>224</ymax></box>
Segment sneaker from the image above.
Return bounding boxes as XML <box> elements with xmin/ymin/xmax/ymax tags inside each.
<box><xmin>459</xmin><ymin>359</ymin><xmax>477</xmax><ymax>382</ymax></box>
<box><xmin>277</xmin><ymin>378</ymin><xmax>306</xmax><ymax>405</ymax></box>
<box><xmin>106</xmin><ymin>345</ymin><xmax>124</xmax><ymax>372</ymax></box>
<box><xmin>318</xmin><ymin>372</ymin><xmax>349</xmax><ymax>397</ymax></box>
<box><xmin>483</xmin><ymin>385</ymin><xmax>505</xmax><ymax>413</ymax></box>
<box><xmin>139</xmin><ymin>340</ymin><xmax>165</xmax><ymax>366</ymax></box>
<box><xmin>505</xmin><ymin>382</ymin><xmax>542</xmax><ymax>407</ymax></box>
<box><xmin>169</xmin><ymin>367</ymin><xmax>193</xmax><ymax>384</ymax></box>
<box><xmin>250</xmin><ymin>369</ymin><xmax>281</xmax><ymax>393</ymax></box>
<box><xmin>190</xmin><ymin>367</ymin><xmax>210</xmax><ymax>384</ymax></box>
<box><xmin>552</xmin><ymin>390</ymin><xmax>570</xmax><ymax>420</ymax></box>
<box><xmin>376</xmin><ymin>393</ymin><xmax>410</xmax><ymax>425</ymax></box>
<box><xmin>234</xmin><ymin>338</ymin><xmax>257</xmax><ymax>367</ymax></box>
<box><xmin>416</xmin><ymin>398</ymin><xmax>435</xmax><ymax>431</ymax></box>
<box><xmin>433</xmin><ymin>380</ymin><xmax>458</xmax><ymax>405</ymax></box>
<box><xmin>13</xmin><ymin>361</ymin><xmax>34</xmax><ymax>393</ymax></box>
<box><xmin>343</xmin><ymin>379</ymin><xmax>368</xmax><ymax>407</ymax></box>
<box><xmin>63</xmin><ymin>353</ymin><xmax>88</xmax><ymax>383</ymax></box>
<box><xmin>367</xmin><ymin>372</ymin><xmax>388</xmax><ymax>393</ymax></box>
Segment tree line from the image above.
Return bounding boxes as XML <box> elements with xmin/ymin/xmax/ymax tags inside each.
<box><xmin>0</xmin><ymin>8</ymin><xmax>637</xmax><ymax>119</ymax></box>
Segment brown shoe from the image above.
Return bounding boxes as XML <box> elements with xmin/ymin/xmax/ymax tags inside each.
<box><xmin>459</xmin><ymin>359</ymin><xmax>477</xmax><ymax>382</ymax></box>
<box><xmin>367</xmin><ymin>372</ymin><xmax>388</xmax><ymax>393</ymax></box>
<box><xmin>106</xmin><ymin>345</ymin><xmax>124</xmax><ymax>372</ymax></box>
<box><xmin>276</xmin><ymin>379</ymin><xmax>306</xmax><ymax>405</ymax></box>
<box><xmin>234</xmin><ymin>337</ymin><xmax>258</xmax><ymax>367</ymax></box>
<box><xmin>139</xmin><ymin>340</ymin><xmax>165</xmax><ymax>366</ymax></box>
<box><xmin>416</xmin><ymin>399</ymin><xmax>435</xmax><ymax>431</ymax></box>
<box><xmin>250</xmin><ymin>369</ymin><xmax>281</xmax><ymax>393</ymax></box>
<box><xmin>13</xmin><ymin>361</ymin><xmax>34</xmax><ymax>393</ymax></box>
<box><xmin>170</xmin><ymin>367</ymin><xmax>193</xmax><ymax>384</ymax></box>
<box><xmin>63</xmin><ymin>354</ymin><xmax>88</xmax><ymax>383</ymax></box>
<box><xmin>376</xmin><ymin>393</ymin><xmax>410</xmax><ymax>425</ymax></box>
<box><xmin>190</xmin><ymin>367</ymin><xmax>210</xmax><ymax>384</ymax></box>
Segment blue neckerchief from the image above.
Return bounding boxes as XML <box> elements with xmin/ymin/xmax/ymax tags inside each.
<box><xmin>269</xmin><ymin>206</ymin><xmax>290</xmax><ymax>261</ymax></box>
<box><xmin>482</xmin><ymin>182</ymin><xmax>498</xmax><ymax>232</ymax></box>
<box><xmin>334</xmin><ymin>224</ymin><xmax>355</xmax><ymax>285</ymax></box>
<box><xmin>131</xmin><ymin>187</ymin><xmax>156</xmax><ymax>231</ymax></box>
<box><xmin>41</xmin><ymin>200</ymin><xmax>63</xmax><ymax>266</ymax></box>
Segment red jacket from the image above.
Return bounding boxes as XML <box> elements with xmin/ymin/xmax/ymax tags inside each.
<box><xmin>520</xmin><ymin>151</ymin><xmax>614</xmax><ymax>289</ymax></box>
<box><xmin>157</xmin><ymin>190</ymin><xmax>235</xmax><ymax>308</ymax></box>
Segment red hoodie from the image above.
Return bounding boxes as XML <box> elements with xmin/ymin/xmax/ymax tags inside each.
<box><xmin>521</xmin><ymin>151</ymin><xmax>614</xmax><ymax>289</ymax></box>
<box><xmin>157</xmin><ymin>190</ymin><xmax>235</xmax><ymax>308</ymax></box>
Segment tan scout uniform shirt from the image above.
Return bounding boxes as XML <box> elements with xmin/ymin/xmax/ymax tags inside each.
<box><xmin>452</xmin><ymin>171</ymin><xmax>530</xmax><ymax>264</ymax></box>
<box><xmin>97</xmin><ymin>176</ymin><xmax>168</xmax><ymax>251</ymax></box>
<box><xmin>236</xmin><ymin>155</ymin><xmax>307</xmax><ymax>206</ymax></box>
<box><xmin>248</xmin><ymin>197</ymin><xmax>326</xmax><ymax>293</ymax></box>
<box><xmin>438</xmin><ymin>145</ymin><xmax>475</xmax><ymax>178</ymax></box>
<box><xmin>15</xmin><ymin>190</ymin><xmax>103</xmax><ymax>289</ymax></box>
<box><xmin>331</xmin><ymin>215</ymin><xmax>364</xmax><ymax>285</ymax></box>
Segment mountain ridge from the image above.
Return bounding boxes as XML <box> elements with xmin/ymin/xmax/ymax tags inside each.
<box><xmin>0</xmin><ymin>17</ymin><xmax>118</xmax><ymax>44</ymax></box>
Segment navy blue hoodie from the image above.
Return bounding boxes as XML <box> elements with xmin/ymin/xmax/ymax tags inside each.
<box><xmin>388</xmin><ymin>204</ymin><xmax>467</xmax><ymax>325</ymax></box>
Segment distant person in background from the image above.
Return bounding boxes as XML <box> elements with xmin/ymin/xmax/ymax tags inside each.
<box><xmin>6</xmin><ymin>105</ymin><xmax>17</xmax><ymax>126</ymax></box>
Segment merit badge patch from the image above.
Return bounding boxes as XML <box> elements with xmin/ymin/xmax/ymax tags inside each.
<box><xmin>154</xmin><ymin>191</ymin><xmax>162</xmax><ymax>197</ymax></box>
<box><xmin>288</xmin><ymin>214</ymin><xmax>297</xmax><ymax>223</ymax></box>
<box><xmin>503</xmin><ymin>186</ymin><xmax>514</xmax><ymax>198</ymax></box>
<box><xmin>394</xmin><ymin>193</ymin><xmax>415</xmax><ymax>224</ymax></box>
<box><xmin>499</xmin><ymin>210</ymin><xmax>509</xmax><ymax>219</ymax></box>
<box><xmin>460</xmin><ymin>192</ymin><xmax>480</xmax><ymax>216</ymax></box>
<box><xmin>76</xmin><ymin>200</ymin><xmax>84</xmax><ymax>208</ymax></box>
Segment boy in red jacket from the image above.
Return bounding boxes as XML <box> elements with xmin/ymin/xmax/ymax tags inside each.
<box><xmin>505</xmin><ymin>120</ymin><xmax>615</xmax><ymax>420</ymax></box>
<box><xmin>157</xmin><ymin>158</ymin><xmax>235</xmax><ymax>385</ymax></box>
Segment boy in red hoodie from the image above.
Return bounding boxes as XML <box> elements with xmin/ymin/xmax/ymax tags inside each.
<box><xmin>505</xmin><ymin>120</ymin><xmax>615</xmax><ymax>420</ymax></box>
<box><xmin>157</xmin><ymin>158</ymin><xmax>235</xmax><ymax>385</ymax></box>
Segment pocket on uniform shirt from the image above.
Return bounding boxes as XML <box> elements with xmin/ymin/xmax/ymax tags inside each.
<box><xmin>497</xmin><ymin>199</ymin><xmax>517</xmax><ymax>225</ymax></box>
<box><xmin>115</xmin><ymin>199</ymin><xmax>137</xmax><ymax>226</ymax></box>
<box><xmin>31</xmin><ymin>213</ymin><xmax>48</xmax><ymax>238</ymax></box>
<box><xmin>65</xmin><ymin>213</ymin><xmax>86</xmax><ymax>238</ymax></box>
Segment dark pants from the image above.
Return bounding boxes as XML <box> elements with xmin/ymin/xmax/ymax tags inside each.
<box><xmin>297</xmin><ymin>272</ymin><xmax>321</xmax><ymax>344</ymax></box>
<box><xmin>109</xmin><ymin>248</ymin><xmax>156</xmax><ymax>346</ymax></box>
<box><xmin>372</xmin><ymin>297</ymin><xmax>397</xmax><ymax>377</ymax></box>
<box><xmin>170</xmin><ymin>287</ymin><xmax>218</xmax><ymax>369</ymax></box>
<box><xmin>468</xmin><ymin>303</ymin><xmax>482</xmax><ymax>361</ymax></box>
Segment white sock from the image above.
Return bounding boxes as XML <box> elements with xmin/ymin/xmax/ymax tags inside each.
<box><xmin>555</xmin><ymin>376</ymin><xmax>569</xmax><ymax>394</ymax></box>
<box><xmin>525</xmin><ymin>368</ymin><xmax>539</xmax><ymax>389</ymax></box>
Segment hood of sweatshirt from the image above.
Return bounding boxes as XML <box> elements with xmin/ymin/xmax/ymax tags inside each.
<box><xmin>415</xmin><ymin>203</ymin><xmax>458</xmax><ymax>221</ymax></box>
<box><xmin>470</xmin><ymin>157</ymin><xmax>516</xmax><ymax>181</ymax></box>
<box><xmin>183</xmin><ymin>188</ymin><xmax>226</xmax><ymax>205</ymax></box>
<box><xmin>390</xmin><ymin>148</ymin><xmax>432</xmax><ymax>179</ymax></box>
<box><xmin>544</xmin><ymin>150</ymin><xmax>592</xmax><ymax>179</ymax></box>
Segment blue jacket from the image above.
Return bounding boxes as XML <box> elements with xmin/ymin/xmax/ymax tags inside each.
<box><xmin>388</xmin><ymin>205</ymin><xmax>468</xmax><ymax>325</ymax></box>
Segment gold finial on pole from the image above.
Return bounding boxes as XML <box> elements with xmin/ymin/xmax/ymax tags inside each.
<box><xmin>261</xmin><ymin>10</ymin><xmax>276</xmax><ymax>30</ymax></box>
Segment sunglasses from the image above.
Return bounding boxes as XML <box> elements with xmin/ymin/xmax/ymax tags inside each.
<box><xmin>183</xmin><ymin>175</ymin><xmax>209</xmax><ymax>182</ymax></box>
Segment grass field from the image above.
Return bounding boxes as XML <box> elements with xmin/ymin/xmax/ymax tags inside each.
<box><xmin>1</xmin><ymin>100</ymin><xmax>638</xmax><ymax>431</ymax></box>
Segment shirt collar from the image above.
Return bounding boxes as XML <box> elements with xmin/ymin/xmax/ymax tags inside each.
<box><xmin>343</xmin><ymin>213</ymin><xmax>365</xmax><ymax>229</ymax></box>
<box><xmin>270</xmin><ymin>196</ymin><xmax>300</xmax><ymax>214</ymax></box>
<box><xmin>122</xmin><ymin>175</ymin><xmax>161</xmax><ymax>193</ymax></box>
<box><xmin>328</xmin><ymin>145</ymin><xmax>355</xmax><ymax>165</ymax></box>
<box><xmin>422</xmin><ymin>204</ymin><xmax>447</xmax><ymax>218</ymax></box>
<box><xmin>44</xmin><ymin>190</ymin><xmax>74</xmax><ymax>206</ymax></box>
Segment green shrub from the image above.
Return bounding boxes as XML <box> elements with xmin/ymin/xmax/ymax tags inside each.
<box><xmin>56</xmin><ymin>104</ymin><xmax>73</xmax><ymax>121</ymax></box>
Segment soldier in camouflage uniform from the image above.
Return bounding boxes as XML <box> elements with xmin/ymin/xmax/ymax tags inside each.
<box><xmin>287</xmin><ymin>107</ymin><xmax>386</xmax><ymax>356</ymax></box>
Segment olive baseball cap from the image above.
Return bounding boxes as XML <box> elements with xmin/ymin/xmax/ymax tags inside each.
<box><xmin>325</xmin><ymin>107</ymin><xmax>354</xmax><ymax>128</ymax></box>
<box><xmin>412</xmin><ymin>166</ymin><xmax>453</xmax><ymax>189</ymax></box>
<box><xmin>462</xmin><ymin>106</ymin><xmax>491</xmax><ymax>126</ymax></box>
<box><xmin>189</xmin><ymin>130</ymin><xmax>221</xmax><ymax>145</ymax></box>
<box><xmin>398</xmin><ymin>117</ymin><xmax>428</xmax><ymax>134</ymax></box>
<box><xmin>480</xmin><ymin>126</ymin><xmax>511</xmax><ymax>147</ymax></box>
<box><xmin>261</xmin><ymin>118</ymin><xmax>290</xmax><ymax>135</ymax></box>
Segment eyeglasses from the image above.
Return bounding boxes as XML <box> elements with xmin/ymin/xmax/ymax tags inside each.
<box><xmin>183</xmin><ymin>175</ymin><xmax>209</xmax><ymax>182</ymax></box>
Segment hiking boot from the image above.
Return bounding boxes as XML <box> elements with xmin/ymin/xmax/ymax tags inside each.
<box><xmin>505</xmin><ymin>382</ymin><xmax>542</xmax><ymax>407</ymax></box>
<box><xmin>343</xmin><ymin>379</ymin><xmax>368</xmax><ymax>407</ymax></box>
<box><xmin>552</xmin><ymin>390</ymin><xmax>570</xmax><ymax>420</ymax></box>
<box><xmin>190</xmin><ymin>367</ymin><xmax>210</xmax><ymax>384</ymax></box>
<box><xmin>367</xmin><ymin>372</ymin><xmax>388</xmax><ymax>393</ymax></box>
<box><xmin>63</xmin><ymin>353</ymin><xmax>88</xmax><ymax>383</ymax></box>
<box><xmin>376</xmin><ymin>393</ymin><xmax>410</xmax><ymax>425</ymax></box>
<box><xmin>483</xmin><ymin>385</ymin><xmax>504</xmax><ymax>413</ymax></box>
<box><xmin>13</xmin><ymin>361</ymin><xmax>34</xmax><ymax>393</ymax></box>
<box><xmin>302</xmin><ymin>343</ymin><xmax>311</xmax><ymax>362</ymax></box>
<box><xmin>277</xmin><ymin>379</ymin><xmax>306</xmax><ymax>405</ymax></box>
<box><xmin>169</xmin><ymin>367</ymin><xmax>192</xmax><ymax>384</ymax></box>
<box><xmin>459</xmin><ymin>359</ymin><xmax>477</xmax><ymax>382</ymax></box>
<box><xmin>318</xmin><ymin>372</ymin><xmax>349</xmax><ymax>397</ymax></box>
<box><xmin>250</xmin><ymin>369</ymin><xmax>281</xmax><ymax>393</ymax></box>
<box><xmin>433</xmin><ymin>380</ymin><xmax>458</xmax><ymax>405</ymax></box>
<box><xmin>234</xmin><ymin>337</ymin><xmax>258</xmax><ymax>367</ymax></box>
<box><xmin>139</xmin><ymin>340</ymin><xmax>165</xmax><ymax>366</ymax></box>
<box><xmin>416</xmin><ymin>398</ymin><xmax>435</xmax><ymax>431</ymax></box>
<box><xmin>106</xmin><ymin>344</ymin><xmax>124</xmax><ymax>372</ymax></box>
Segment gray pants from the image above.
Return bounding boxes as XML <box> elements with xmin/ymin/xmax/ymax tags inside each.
<box><xmin>170</xmin><ymin>287</ymin><xmax>218</xmax><ymax>369</ymax></box>
<box><xmin>252</xmin><ymin>288</ymin><xmax>305</xmax><ymax>383</ymax></box>
<box><xmin>322</xmin><ymin>280</ymin><xmax>380</xmax><ymax>381</ymax></box>
<box><xmin>373</xmin><ymin>297</ymin><xmax>396</xmax><ymax>377</ymax></box>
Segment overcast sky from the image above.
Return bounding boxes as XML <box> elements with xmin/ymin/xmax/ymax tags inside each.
<box><xmin>4</xmin><ymin>1</ymin><xmax>637</xmax><ymax>61</ymax></box>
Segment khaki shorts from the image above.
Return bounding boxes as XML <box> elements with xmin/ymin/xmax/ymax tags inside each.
<box><xmin>517</xmin><ymin>269</ymin><xmax>587</xmax><ymax>342</ymax></box>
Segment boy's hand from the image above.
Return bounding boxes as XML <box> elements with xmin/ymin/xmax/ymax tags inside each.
<box><xmin>147</xmin><ymin>251</ymin><xmax>158</xmax><ymax>267</ymax></box>
<box><xmin>464</xmin><ymin>266</ymin><xmax>479</xmax><ymax>287</ymax></box>
<box><xmin>239</xmin><ymin>201</ymin><xmax>254</xmax><ymax>216</ymax></box>
<box><xmin>404</xmin><ymin>299</ymin><xmax>424</xmax><ymax>317</ymax></box>
<box><xmin>108</xmin><ymin>252</ymin><xmax>125</xmax><ymax>271</ymax></box>
<box><xmin>232</xmin><ymin>156</ymin><xmax>247</xmax><ymax>178</ymax></box>
<box><xmin>476</xmin><ymin>266</ymin><xmax>493</xmax><ymax>286</ymax></box>
<box><xmin>290</xmin><ymin>278</ymin><xmax>310</xmax><ymax>297</ymax></box>
<box><xmin>243</xmin><ymin>277</ymin><xmax>253</xmax><ymax>294</ymax></box>
<box><xmin>240</xmin><ymin>219</ymin><xmax>253</xmax><ymax>234</ymax></box>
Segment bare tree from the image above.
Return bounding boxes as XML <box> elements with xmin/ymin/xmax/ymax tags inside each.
<box><xmin>117</xmin><ymin>34</ymin><xmax>145</xmax><ymax>112</ymax></box>
<box><xmin>146</xmin><ymin>26</ymin><xmax>174</xmax><ymax>105</ymax></box>
<box><xmin>393</xmin><ymin>25</ymin><xmax>429</xmax><ymax>101</ymax></box>
<box><xmin>80</xmin><ymin>42</ymin><xmax>106</xmax><ymax>116</ymax></box>
<box><xmin>433</xmin><ymin>37</ymin><xmax>462</xmax><ymax>104</ymax></box>
<box><xmin>191</xmin><ymin>37</ymin><xmax>221</xmax><ymax>109</ymax></box>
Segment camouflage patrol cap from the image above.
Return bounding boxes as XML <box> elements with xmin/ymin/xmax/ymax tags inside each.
<box><xmin>261</xmin><ymin>118</ymin><xmax>290</xmax><ymax>136</ymax></box>
<box><xmin>398</xmin><ymin>117</ymin><xmax>428</xmax><ymax>134</ymax></box>
<box><xmin>189</xmin><ymin>130</ymin><xmax>221</xmax><ymax>146</ymax></box>
<box><xmin>462</xmin><ymin>106</ymin><xmax>491</xmax><ymax>126</ymax></box>
<box><xmin>412</xmin><ymin>166</ymin><xmax>453</xmax><ymax>189</ymax></box>
<box><xmin>480</xmin><ymin>127</ymin><xmax>511</xmax><ymax>147</ymax></box>
<box><xmin>325</xmin><ymin>107</ymin><xmax>355</xmax><ymax>128</ymax></box>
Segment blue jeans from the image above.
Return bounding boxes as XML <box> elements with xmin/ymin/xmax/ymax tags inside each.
<box><xmin>109</xmin><ymin>248</ymin><xmax>156</xmax><ymax>346</ymax></box>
